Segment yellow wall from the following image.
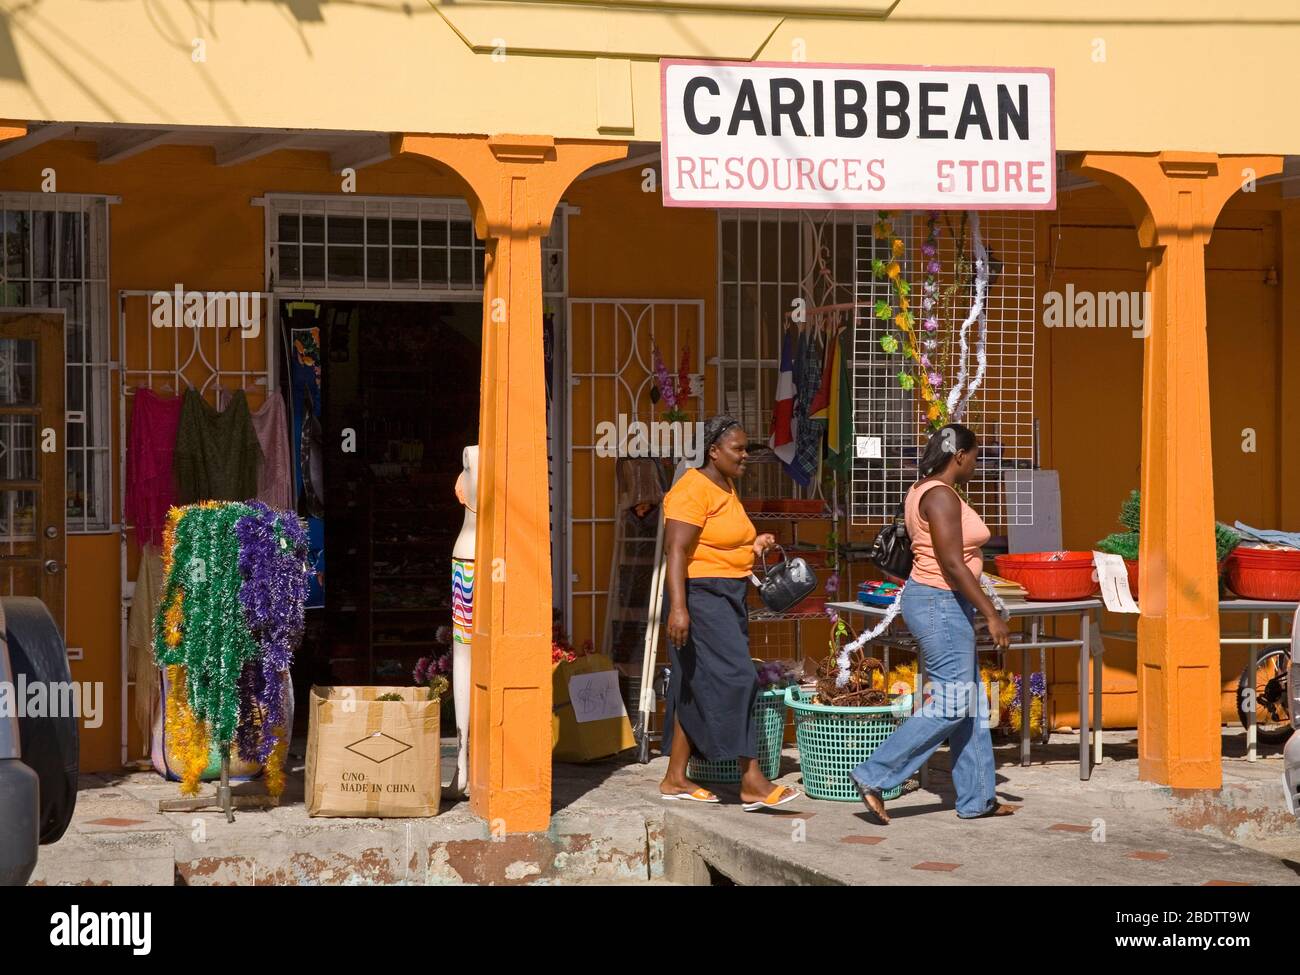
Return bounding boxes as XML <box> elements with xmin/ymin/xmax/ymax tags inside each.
<box><xmin>3</xmin><ymin>1</ymin><xmax>1300</xmax><ymax>153</ymax></box>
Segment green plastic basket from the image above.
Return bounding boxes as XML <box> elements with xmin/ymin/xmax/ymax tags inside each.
<box><xmin>784</xmin><ymin>685</ymin><xmax>908</xmax><ymax>801</ymax></box>
<box><xmin>686</xmin><ymin>687</ymin><xmax>788</xmax><ymax>783</ymax></box>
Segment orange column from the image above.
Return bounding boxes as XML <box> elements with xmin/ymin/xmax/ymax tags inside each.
<box><xmin>396</xmin><ymin>134</ymin><xmax>625</xmax><ymax>831</ymax></box>
<box><xmin>1280</xmin><ymin>201</ymin><xmax>1300</xmax><ymax>529</ymax></box>
<box><xmin>1076</xmin><ymin>152</ymin><xmax>1282</xmax><ymax>788</ymax></box>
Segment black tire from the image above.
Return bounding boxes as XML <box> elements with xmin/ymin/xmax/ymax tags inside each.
<box><xmin>1237</xmin><ymin>651</ymin><xmax>1292</xmax><ymax>745</ymax></box>
<box><xmin>5</xmin><ymin>598</ymin><xmax>79</xmax><ymax>844</ymax></box>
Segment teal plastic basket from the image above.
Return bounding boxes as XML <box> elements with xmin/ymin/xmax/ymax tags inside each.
<box><xmin>686</xmin><ymin>688</ymin><xmax>788</xmax><ymax>783</ymax></box>
<box><xmin>784</xmin><ymin>685</ymin><xmax>908</xmax><ymax>801</ymax></box>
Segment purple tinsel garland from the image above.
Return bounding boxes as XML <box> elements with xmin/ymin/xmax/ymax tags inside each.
<box><xmin>234</xmin><ymin>502</ymin><xmax>309</xmax><ymax>764</ymax></box>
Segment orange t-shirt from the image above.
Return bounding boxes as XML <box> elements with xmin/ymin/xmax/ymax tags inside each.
<box><xmin>905</xmin><ymin>479</ymin><xmax>990</xmax><ymax>589</ymax></box>
<box><xmin>662</xmin><ymin>468</ymin><xmax>757</xmax><ymax>578</ymax></box>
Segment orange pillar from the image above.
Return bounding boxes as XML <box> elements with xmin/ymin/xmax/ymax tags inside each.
<box><xmin>395</xmin><ymin>134</ymin><xmax>625</xmax><ymax>831</ymax></box>
<box><xmin>1077</xmin><ymin>152</ymin><xmax>1282</xmax><ymax>788</ymax></box>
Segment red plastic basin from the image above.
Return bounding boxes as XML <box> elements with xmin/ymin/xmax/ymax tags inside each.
<box><xmin>994</xmin><ymin>551</ymin><xmax>1099</xmax><ymax>601</ymax></box>
<box><xmin>1225</xmin><ymin>546</ymin><xmax>1300</xmax><ymax>600</ymax></box>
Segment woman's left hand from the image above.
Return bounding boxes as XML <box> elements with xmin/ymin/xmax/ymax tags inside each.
<box><xmin>752</xmin><ymin>533</ymin><xmax>777</xmax><ymax>557</ymax></box>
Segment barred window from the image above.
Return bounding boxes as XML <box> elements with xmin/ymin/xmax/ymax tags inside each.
<box><xmin>0</xmin><ymin>194</ymin><xmax>111</xmax><ymax>532</ymax></box>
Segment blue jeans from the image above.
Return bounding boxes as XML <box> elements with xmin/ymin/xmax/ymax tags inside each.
<box><xmin>850</xmin><ymin>581</ymin><xmax>997</xmax><ymax>818</ymax></box>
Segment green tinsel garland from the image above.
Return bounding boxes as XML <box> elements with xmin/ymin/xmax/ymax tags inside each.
<box><xmin>1118</xmin><ymin>489</ymin><xmax>1141</xmax><ymax>533</ymax></box>
<box><xmin>153</xmin><ymin>502</ymin><xmax>261</xmax><ymax>747</ymax></box>
<box><xmin>1096</xmin><ymin>531</ymin><xmax>1139</xmax><ymax>561</ymax></box>
<box><xmin>1095</xmin><ymin>490</ymin><xmax>1240</xmax><ymax>563</ymax></box>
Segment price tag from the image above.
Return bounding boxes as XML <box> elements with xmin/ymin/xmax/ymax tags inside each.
<box><xmin>1092</xmin><ymin>551</ymin><xmax>1138</xmax><ymax>614</ymax></box>
<box><xmin>856</xmin><ymin>436</ymin><xmax>882</xmax><ymax>459</ymax></box>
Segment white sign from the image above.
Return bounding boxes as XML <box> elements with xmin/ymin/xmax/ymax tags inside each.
<box><xmin>1092</xmin><ymin>551</ymin><xmax>1139</xmax><ymax>614</ymax></box>
<box><xmin>856</xmin><ymin>435</ymin><xmax>882</xmax><ymax>459</ymax></box>
<box><xmin>660</xmin><ymin>60</ymin><xmax>1055</xmax><ymax>210</ymax></box>
<box><xmin>568</xmin><ymin>671</ymin><xmax>627</xmax><ymax>723</ymax></box>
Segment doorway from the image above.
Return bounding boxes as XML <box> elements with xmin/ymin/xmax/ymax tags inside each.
<box><xmin>278</xmin><ymin>298</ymin><xmax>482</xmax><ymax>714</ymax></box>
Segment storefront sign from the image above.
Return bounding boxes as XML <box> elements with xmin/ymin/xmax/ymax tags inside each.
<box><xmin>660</xmin><ymin>60</ymin><xmax>1055</xmax><ymax>210</ymax></box>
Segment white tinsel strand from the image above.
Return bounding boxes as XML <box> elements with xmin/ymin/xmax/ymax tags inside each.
<box><xmin>946</xmin><ymin>212</ymin><xmax>990</xmax><ymax>420</ymax></box>
<box><xmin>836</xmin><ymin>576</ymin><xmax>1004</xmax><ymax>687</ymax></box>
<box><xmin>838</xmin><ymin>583</ymin><xmax>906</xmax><ymax>683</ymax></box>
<box><xmin>953</xmin><ymin>230</ymin><xmax>992</xmax><ymax>422</ymax></box>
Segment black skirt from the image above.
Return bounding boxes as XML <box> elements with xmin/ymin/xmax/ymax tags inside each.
<box><xmin>661</xmin><ymin>576</ymin><xmax>759</xmax><ymax>762</ymax></box>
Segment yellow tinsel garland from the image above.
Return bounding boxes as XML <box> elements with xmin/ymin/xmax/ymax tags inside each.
<box><xmin>883</xmin><ymin>661</ymin><xmax>1044</xmax><ymax>737</ymax></box>
<box><xmin>164</xmin><ymin>664</ymin><xmax>211</xmax><ymax>795</ymax></box>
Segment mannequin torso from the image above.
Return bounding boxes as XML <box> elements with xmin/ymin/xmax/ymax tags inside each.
<box><xmin>453</xmin><ymin>445</ymin><xmax>478</xmax><ymax>560</ymax></box>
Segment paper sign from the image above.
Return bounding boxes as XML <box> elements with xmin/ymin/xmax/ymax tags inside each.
<box><xmin>661</xmin><ymin>60</ymin><xmax>1056</xmax><ymax>209</ymax></box>
<box><xmin>1092</xmin><ymin>551</ymin><xmax>1138</xmax><ymax>614</ymax></box>
<box><xmin>568</xmin><ymin>670</ymin><xmax>628</xmax><ymax>724</ymax></box>
<box><xmin>856</xmin><ymin>436</ymin><xmax>882</xmax><ymax>459</ymax></box>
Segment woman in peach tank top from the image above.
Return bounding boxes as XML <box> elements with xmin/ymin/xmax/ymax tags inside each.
<box><xmin>852</xmin><ymin>424</ymin><xmax>1017</xmax><ymax>825</ymax></box>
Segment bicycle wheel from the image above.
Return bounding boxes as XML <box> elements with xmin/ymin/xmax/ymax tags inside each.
<box><xmin>1237</xmin><ymin>650</ymin><xmax>1292</xmax><ymax>745</ymax></box>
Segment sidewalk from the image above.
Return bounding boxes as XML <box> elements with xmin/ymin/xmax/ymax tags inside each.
<box><xmin>665</xmin><ymin>730</ymin><xmax>1300</xmax><ymax>885</ymax></box>
<box><xmin>29</xmin><ymin>730</ymin><xmax>1300</xmax><ymax>885</ymax></box>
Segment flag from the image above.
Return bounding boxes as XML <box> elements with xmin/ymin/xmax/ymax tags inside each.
<box><xmin>827</xmin><ymin>327</ymin><xmax>853</xmax><ymax>475</ymax></box>
<box><xmin>770</xmin><ymin>328</ymin><xmax>796</xmax><ymax>464</ymax></box>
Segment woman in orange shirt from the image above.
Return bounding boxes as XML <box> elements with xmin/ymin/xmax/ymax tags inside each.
<box><xmin>659</xmin><ymin>415</ymin><xmax>802</xmax><ymax>811</ymax></box>
<box><xmin>852</xmin><ymin>423</ymin><xmax>1016</xmax><ymax>824</ymax></box>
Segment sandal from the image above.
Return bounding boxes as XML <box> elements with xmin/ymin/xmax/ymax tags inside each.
<box><xmin>854</xmin><ymin>780</ymin><xmax>890</xmax><ymax>825</ymax></box>
<box><xmin>741</xmin><ymin>785</ymin><xmax>802</xmax><ymax>812</ymax></box>
<box><xmin>961</xmin><ymin>802</ymin><xmax>1020</xmax><ymax>819</ymax></box>
<box><xmin>660</xmin><ymin>788</ymin><xmax>720</xmax><ymax>803</ymax></box>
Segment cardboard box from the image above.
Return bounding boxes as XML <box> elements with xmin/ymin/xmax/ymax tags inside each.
<box><xmin>305</xmin><ymin>686</ymin><xmax>441</xmax><ymax>817</ymax></box>
<box><xmin>552</xmin><ymin>654</ymin><xmax>636</xmax><ymax>763</ymax></box>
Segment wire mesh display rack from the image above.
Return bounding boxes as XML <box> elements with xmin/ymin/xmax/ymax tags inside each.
<box><xmin>850</xmin><ymin>211</ymin><xmax>1037</xmax><ymax>527</ymax></box>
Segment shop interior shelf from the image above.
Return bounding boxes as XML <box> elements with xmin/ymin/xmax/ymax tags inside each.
<box><xmin>748</xmin><ymin>509</ymin><xmax>830</xmax><ymax>521</ymax></box>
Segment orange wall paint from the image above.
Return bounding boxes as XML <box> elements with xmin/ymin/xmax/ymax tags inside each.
<box><xmin>1037</xmin><ymin>185</ymin><xmax>1288</xmax><ymax>729</ymax></box>
<box><xmin>1</xmin><ymin>144</ymin><xmax>1290</xmax><ymax>771</ymax></box>
<box><xmin>0</xmin><ymin>141</ymin><xmax>472</xmax><ymax>770</ymax></box>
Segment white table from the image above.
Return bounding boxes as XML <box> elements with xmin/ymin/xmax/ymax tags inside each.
<box><xmin>1099</xmin><ymin>599</ymin><xmax>1296</xmax><ymax>761</ymax></box>
<box><xmin>828</xmin><ymin>598</ymin><xmax>1103</xmax><ymax>780</ymax></box>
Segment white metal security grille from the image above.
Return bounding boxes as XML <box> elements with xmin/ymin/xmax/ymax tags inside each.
<box><xmin>717</xmin><ymin>208</ymin><xmax>857</xmax><ymax>500</ymax></box>
<box><xmin>564</xmin><ymin>298</ymin><xmax>708</xmax><ymax>649</ymax></box>
<box><xmin>0</xmin><ymin>193</ymin><xmax>111</xmax><ymax>532</ymax></box>
<box><xmin>851</xmin><ymin>211</ymin><xmax>1036</xmax><ymax>526</ymax></box>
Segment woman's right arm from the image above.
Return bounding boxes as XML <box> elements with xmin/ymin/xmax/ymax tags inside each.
<box><xmin>922</xmin><ymin>489</ymin><xmax>1010</xmax><ymax>649</ymax></box>
<box><xmin>664</xmin><ymin>518</ymin><xmax>702</xmax><ymax>647</ymax></box>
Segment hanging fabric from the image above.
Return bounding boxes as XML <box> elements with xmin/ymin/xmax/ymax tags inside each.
<box><xmin>807</xmin><ymin>314</ymin><xmax>837</xmax><ymax>421</ymax></box>
<box><xmin>174</xmin><ymin>388</ymin><xmax>261</xmax><ymax>504</ymax></box>
<box><xmin>789</xmin><ymin>325</ymin><xmax>825</xmax><ymax>487</ymax></box>
<box><xmin>124</xmin><ymin>388</ymin><xmax>184</xmax><ymax>546</ymax></box>
<box><xmin>769</xmin><ymin>327</ymin><xmax>797</xmax><ymax>465</ymax></box>
<box><xmin>252</xmin><ymin>390</ymin><xmax>293</xmax><ymax>511</ymax></box>
<box><xmin>825</xmin><ymin>325</ymin><xmax>853</xmax><ymax>476</ymax></box>
<box><xmin>127</xmin><ymin>542</ymin><xmax>165</xmax><ymax>750</ymax></box>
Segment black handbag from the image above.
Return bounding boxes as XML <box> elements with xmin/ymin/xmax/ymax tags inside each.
<box><xmin>751</xmin><ymin>544</ymin><xmax>818</xmax><ymax>614</ymax></box>
<box><xmin>870</xmin><ymin>504</ymin><xmax>913</xmax><ymax>581</ymax></box>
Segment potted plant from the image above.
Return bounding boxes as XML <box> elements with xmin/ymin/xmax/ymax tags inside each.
<box><xmin>1096</xmin><ymin>489</ymin><xmax>1239</xmax><ymax>599</ymax></box>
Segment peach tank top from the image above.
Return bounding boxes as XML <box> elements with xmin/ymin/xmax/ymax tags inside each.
<box><xmin>904</xmin><ymin>480</ymin><xmax>990</xmax><ymax>590</ymax></box>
